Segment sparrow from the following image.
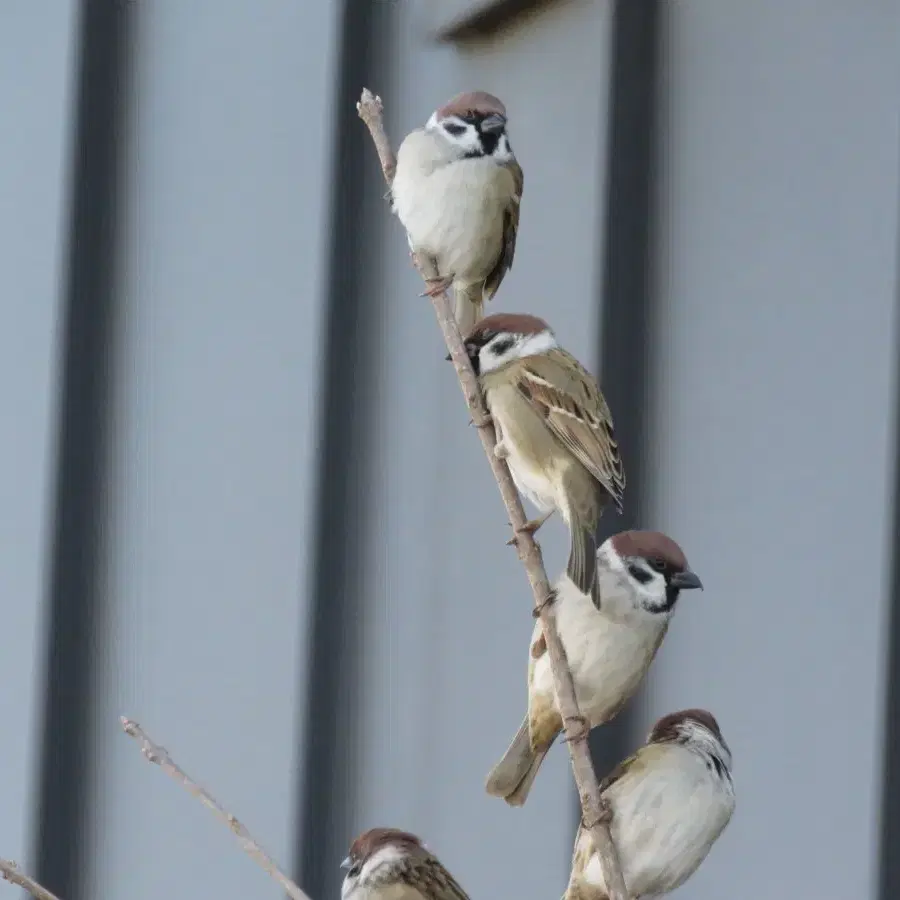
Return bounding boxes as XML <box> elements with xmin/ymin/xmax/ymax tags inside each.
<box><xmin>463</xmin><ymin>313</ymin><xmax>625</xmax><ymax>594</ymax></box>
<box><xmin>341</xmin><ymin>827</ymin><xmax>469</xmax><ymax>900</ymax></box>
<box><xmin>485</xmin><ymin>530</ymin><xmax>703</xmax><ymax>807</ymax></box>
<box><xmin>565</xmin><ymin>708</ymin><xmax>735</xmax><ymax>900</ymax></box>
<box><xmin>391</xmin><ymin>91</ymin><xmax>523</xmax><ymax>332</ymax></box>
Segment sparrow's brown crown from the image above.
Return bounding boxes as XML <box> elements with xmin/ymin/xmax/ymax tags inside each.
<box><xmin>464</xmin><ymin>312</ymin><xmax>550</xmax><ymax>344</ymax></box>
<box><xmin>347</xmin><ymin>827</ymin><xmax>423</xmax><ymax>865</ymax></box>
<box><xmin>437</xmin><ymin>91</ymin><xmax>507</xmax><ymax>121</ymax></box>
<box><xmin>610</xmin><ymin>530</ymin><xmax>688</xmax><ymax>573</ymax></box>
<box><xmin>649</xmin><ymin>708</ymin><xmax>725</xmax><ymax>746</ymax></box>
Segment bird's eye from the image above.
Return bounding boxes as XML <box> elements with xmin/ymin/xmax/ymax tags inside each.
<box><xmin>627</xmin><ymin>563</ymin><xmax>652</xmax><ymax>585</ymax></box>
<box><xmin>444</xmin><ymin>123</ymin><xmax>467</xmax><ymax>137</ymax></box>
<box><xmin>491</xmin><ymin>337</ymin><xmax>514</xmax><ymax>355</ymax></box>
<box><xmin>647</xmin><ymin>557</ymin><xmax>666</xmax><ymax>573</ymax></box>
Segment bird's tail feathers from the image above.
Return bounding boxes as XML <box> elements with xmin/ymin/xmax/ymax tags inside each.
<box><xmin>485</xmin><ymin>718</ymin><xmax>546</xmax><ymax>807</ymax></box>
<box><xmin>567</xmin><ymin>527</ymin><xmax>598</xmax><ymax>596</ymax></box>
<box><xmin>453</xmin><ymin>283</ymin><xmax>484</xmax><ymax>333</ymax></box>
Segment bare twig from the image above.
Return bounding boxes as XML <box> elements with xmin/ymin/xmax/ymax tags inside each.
<box><xmin>120</xmin><ymin>717</ymin><xmax>312</xmax><ymax>900</ymax></box>
<box><xmin>356</xmin><ymin>88</ymin><xmax>630</xmax><ymax>900</ymax></box>
<box><xmin>0</xmin><ymin>860</ymin><xmax>63</xmax><ymax>900</ymax></box>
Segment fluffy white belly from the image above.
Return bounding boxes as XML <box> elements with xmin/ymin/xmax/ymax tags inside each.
<box><xmin>531</xmin><ymin>589</ymin><xmax>662</xmax><ymax>723</ymax></box>
<box><xmin>395</xmin><ymin>158</ymin><xmax>513</xmax><ymax>283</ymax></box>
<box><xmin>583</xmin><ymin>748</ymin><xmax>734</xmax><ymax>897</ymax></box>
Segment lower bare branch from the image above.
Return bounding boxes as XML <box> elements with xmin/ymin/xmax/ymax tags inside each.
<box><xmin>356</xmin><ymin>88</ymin><xmax>630</xmax><ymax>900</ymax></box>
<box><xmin>0</xmin><ymin>860</ymin><xmax>63</xmax><ymax>900</ymax></box>
<box><xmin>120</xmin><ymin>717</ymin><xmax>312</xmax><ymax>900</ymax></box>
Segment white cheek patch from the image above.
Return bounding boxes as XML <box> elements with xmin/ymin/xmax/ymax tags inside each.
<box><xmin>361</xmin><ymin>845</ymin><xmax>407</xmax><ymax>881</ymax></box>
<box><xmin>478</xmin><ymin>330</ymin><xmax>558</xmax><ymax>374</ymax></box>
<box><xmin>517</xmin><ymin>331</ymin><xmax>558</xmax><ymax>357</ymax></box>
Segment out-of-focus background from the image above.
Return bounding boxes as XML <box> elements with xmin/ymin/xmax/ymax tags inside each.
<box><xmin>3</xmin><ymin>2</ymin><xmax>900</xmax><ymax>900</ymax></box>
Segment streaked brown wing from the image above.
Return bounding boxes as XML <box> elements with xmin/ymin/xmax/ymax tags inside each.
<box><xmin>484</xmin><ymin>159</ymin><xmax>523</xmax><ymax>301</ymax></box>
<box><xmin>404</xmin><ymin>857</ymin><xmax>471</xmax><ymax>900</ymax></box>
<box><xmin>514</xmin><ymin>349</ymin><xmax>625</xmax><ymax>510</ymax></box>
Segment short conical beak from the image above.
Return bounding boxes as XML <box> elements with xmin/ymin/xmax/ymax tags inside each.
<box><xmin>670</xmin><ymin>570</ymin><xmax>703</xmax><ymax>591</ymax></box>
<box><xmin>480</xmin><ymin>114</ymin><xmax>507</xmax><ymax>134</ymax></box>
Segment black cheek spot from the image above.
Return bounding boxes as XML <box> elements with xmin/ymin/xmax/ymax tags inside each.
<box><xmin>479</xmin><ymin>131</ymin><xmax>500</xmax><ymax>156</ymax></box>
<box><xmin>444</xmin><ymin>123</ymin><xmax>467</xmax><ymax>137</ymax></box>
<box><xmin>491</xmin><ymin>337</ymin><xmax>514</xmax><ymax>355</ymax></box>
<box><xmin>662</xmin><ymin>585</ymin><xmax>680</xmax><ymax>612</ymax></box>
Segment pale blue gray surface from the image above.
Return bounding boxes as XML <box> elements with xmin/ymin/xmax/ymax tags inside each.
<box><xmin>1</xmin><ymin>3</ymin><xmax>899</xmax><ymax>900</ymax></box>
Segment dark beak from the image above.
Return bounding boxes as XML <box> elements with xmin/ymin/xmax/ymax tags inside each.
<box><xmin>480</xmin><ymin>113</ymin><xmax>507</xmax><ymax>134</ymax></box>
<box><xmin>445</xmin><ymin>351</ymin><xmax>453</xmax><ymax>361</ymax></box>
<box><xmin>340</xmin><ymin>857</ymin><xmax>352</xmax><ymax>870</ymax></box>
<box><xmin>669</xmin><ymin>570</ymin><xmax>703</xmax><ymax>591</ymax></box>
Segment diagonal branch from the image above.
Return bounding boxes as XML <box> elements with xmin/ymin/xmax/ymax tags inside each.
<box><xmin>356</xmin><ymin>89</ymin><xmax>630</xmax><ymax>900</ymax></box>
<box><xmin>0</xmin><ymin>860</ymin><xmax>63</xmax><ymax>900</ymax></box>
<box><xmin>120</xmin><ymin>717</ymin><xmax>312</xmax><ymax>900</ymax></box>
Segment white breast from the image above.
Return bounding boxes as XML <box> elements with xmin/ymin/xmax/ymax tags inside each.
<box><xmin>392</xmin><ymin>131</ymin><xmax>516</xmax><ymax>283</ymax></box>
<box><xmin>582</xmin><ymin>747</ymin><xmax>735</xmax><ymax>898</ymax></box>
<box><xmin>531</xmin><ymin>580</ymin><xmax>666</xmax><ymax>725</ymax></box>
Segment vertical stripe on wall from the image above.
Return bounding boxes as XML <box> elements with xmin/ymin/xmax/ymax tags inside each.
<box><xmin>588</xmin><ymin>0</ymin><xmax>662</xmax><ymax>795</ymax></box>
<box><xmin>877</xmin><ymin>189</ymin><xmax>900</xmax><ymax>900</ymax></box>
<box><xmin>32</xmin><ymin>2</ymin><xmax>131</xmax><ymax>898</ymax></box>
<box><xmin>294</xmin><ymin>0</ymin><xmax>394</xmax><ymax>896</ymax></box>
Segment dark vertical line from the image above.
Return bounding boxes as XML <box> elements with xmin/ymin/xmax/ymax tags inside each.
<box><xmin>587</xmin><ymin>0</ymin><xmax>662</xmax><ymax>802</ymax></box>
<box><xmin>876</xmin><ymin>160</ymin><xmax>900</xmax><ymax>900</ymax></box>
<box><xmin>31</xmin><ymin>3</ymin><xmax>129</xmax><ymax>898</ymax></box>
<box><xmin>294</xmin><ymin>2</ymin><xmax>392</xmax><ymax>897</ymax></box>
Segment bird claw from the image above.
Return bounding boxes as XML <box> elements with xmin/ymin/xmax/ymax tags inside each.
<box><xmin>419</xmin><ymin>276</ymin><xmax>453</xmax><ymax>298</ymax></box>
<box><xmin>563</xmin><ymin>714</ymin><xmax>591</xmax><ymax>744</ymax></box>
<box><xmin>584</xmin><ymin>798</ymin><xmax>614</xmax><ymax>829</ymax></box>
<box><xmin>531</xmin><ymin>588</ymin><xmax>558</xmax><ymax>618</ymax></box>
<box><xmin>506</xmin><ymin>512</ymin><xmax>551</xmax><ymax>546</ymax></box>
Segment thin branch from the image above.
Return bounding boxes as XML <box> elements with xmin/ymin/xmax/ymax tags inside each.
<box><xmin>120</xmin><ymin>717</ymin><xmax>312</xmax><ymax>900</ymax></box>
<box><xmin>356</xmin><ymin>89</ymin><xmax>630</xmax><ymax>900</ymax></box>
<box><xmin>0</xmin><ymin>860</ymin><xmax>63</xmax><ymax>900</ymax></box>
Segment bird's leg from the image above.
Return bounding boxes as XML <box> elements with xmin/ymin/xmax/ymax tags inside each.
<box><xmin>563</xmin><ymin>714</ymin><xmax>591</xmax><ymax>744</ymax></box>
<box><xmin>531</xmin><ymin>588</ymin><xmax>558</xmax><ymax>618</ymax></box>
<box><xmin>506</xmin><ymin>511</ymin><xmax>553</xmax><ymax>546</ymax></box>
<box><xmin>419</xmin><ymin>274</ymin><xmax>454</xmax><ymax>298</ymax></box>
<box><xmin>584</xmin><ymin>797</ymin><xmax>614</xmax><ymax>828</ymax></box>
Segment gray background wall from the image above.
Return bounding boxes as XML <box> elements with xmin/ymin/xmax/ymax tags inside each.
<box><xmin>2</xmin><ymin>3</ymin><xmax>899</xmax><ymax>900</ymax></box>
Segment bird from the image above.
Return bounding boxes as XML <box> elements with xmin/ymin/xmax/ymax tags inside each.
<box><xmin>341</xmin><ymin>827</ymin><xmax>470</xmax><ymax>900</ymax></box>
<box><xmin>463</xmin><ymin>312</ymin><xmax>625</xmax><ymax>594</ymax></box>
<box><xmin>485</xmin><ymin>529</ymin><xmax>703</xmax><ymax>807</ymax></box>
<box><xmin>391</xmin><ymin>91</ymin><xmax>523</xmax><ymax>332</ymax></box>
<box><xmin>565</xmin><ymin>708</ymin><xmax>735</xmax><ymax>900</ymax></box>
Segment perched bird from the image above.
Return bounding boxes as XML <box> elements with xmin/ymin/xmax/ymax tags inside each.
<box><xmin>391</xmin><ymin>91</ymin><xmax>523</xmax><ymax>332</ymax></box>
<box><xmin>485</xmin><ymin>530</ymin><xmax>702</xmax><ymax>807</ymax></box>
<box><xmin>463</xmin><ymin>313</ymin><xmax>625</xmax><ymax>594</ymax></box>
<box><xmin>565</xmin><ymin>709</ymin><xmax>735</xmax><ymax>900</ymax></box>
<box><xmin>341</xmin><ymin>827</ymin><xmax>469</xmax><ymax>900</ymax></box>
